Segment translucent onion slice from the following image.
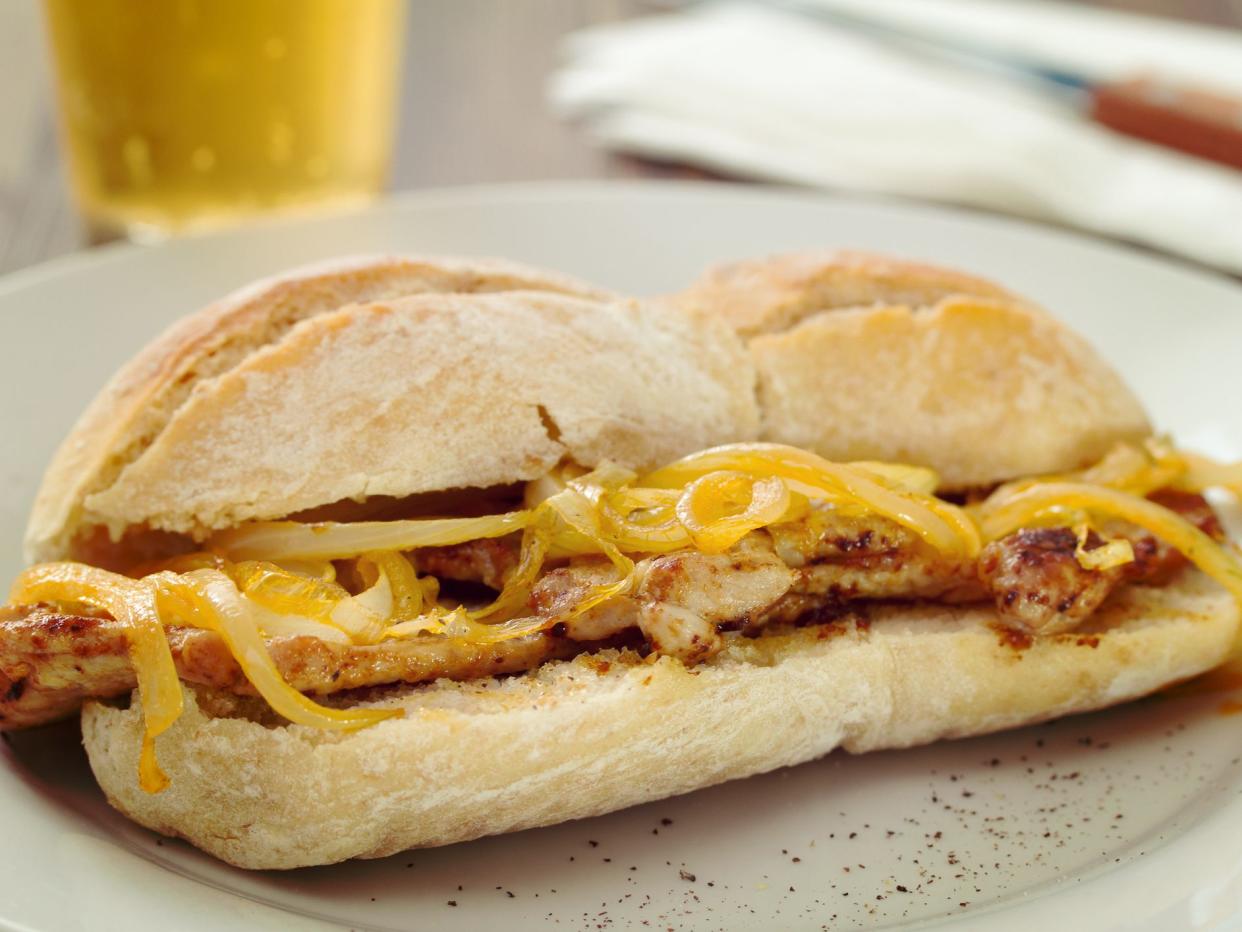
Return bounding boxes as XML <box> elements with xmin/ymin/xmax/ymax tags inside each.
<box><xmin>471</xmin><ymin>512</ymin><xmax>553</xmax><ymax>621</ymax></box>
<box><xmin>598</xmin><ymin>507</ymin><xmax>688</xmax><ymax>554</ymax></box>
<box><xmin>10</xmin><ymin>563</ymin><xmax>183</xmax><ymax>793</ymax></box>
<box><xmin>1073</xmin><ymin>524</ymin><xmax>1135</xmax><ymax>572</ymax></box>
<box><xmin>608</xmin><ymin>487</ymin><xmax>680</xmax><ymax>511</ymax></box>
<box><xmin>484</xmin><ymin>485</ymin><xmax>638</xmax><ymax>620</ymax></box>
<box><xmin>1081</xmin><ymin>440</ymin><xmax>1184</xmax><ymax>495</ymax></box>
<box><xmin>336</xmin><ymin>573</ymin><xmax>390</xmax><ymax>644</ymax></box>
<box><xmin>980</xmin><ymin>483</ymin><xmax>1242</xmax><ymax>604</ymax></box>
<box><xmin>212</xmin><ymin>512</ymin><xmax>530</xmax><ymax>561</ymax></box>
<box><xmin>570</xmin><ymin>544</ymin><xmax>635</xmax><ymax>618</ymax></box>
<box><xmin>229</xmin><ymin>561</ymin><xmax>350</xmax><ymax>620</ymax></box>
<box><xmin>568</xmin><ymin>461</ymin><xmax>640</xmax><ymax>501</ymax></box>
<box><xmin>153</xmin><ymin>570</ymin><xmax>401</xmax><ymax>730</ymax></box>
<box><xmin>675</xmin><ymin>471</ymin><xmax>790</xmax><ymax>554</ymax></box>
<box><xmin>524</xmin><ymin>472</ymin><xmax>569</xmax><ymax>509</ymax></box>
<box><xmin>924</xmin><ymin>496</ymin><xmax>983</xmax><ymax>557</ymax></box>
<box><xmin>444</xmin><ymin>607</ymin><xmax>552</xmax><ymax>643</ymax></box>
<box><xmin>278</xmin><ymin>560</ymin><xmax>338</xmax><ymax>583</ymax></box>
<box><xmin>1179</xmin><ymin>452</ymin><xmax>1242</xmax><ymax>495</ymax></box>
<box><xmin>385</xmin><ymin>605</ymin><xmax>549</xmax><ymax>644</ymax></box>
<box><xmin>551</xmin><ymin>464</ymin><xmax>686</xmax><ymax>554</ymax></box>
<box><xmin>544</xmin><ymin>488</ymin><xmax>637</xmax><ymax>616</ymax></box>
<box><xmin>129</xmin><ymin>551</ymin><xmax>229</xmax><ymax>579</ymax></box>
<box><xmin>849</xmin><ymin>462</ymin><xmax>941</xmax><ymax>495</ymax></box>
<box><xmin>983</xmin><ymin>440</ymin><xmax>1187</xmax><ymax>508</ymax></box>
<box><xmin>382</xmin><ymin>616</ymin><xmax>447</xmax><ymax>639</ymax></box>
<box><xmin>642</xmin><ymin>443</ymin><xmax>974</xmax><ymax>557</ymax></box>
<box><xmin>228</xmin><ymin>560</ymin><xmax>385</xmax><ymax>643</ymax></box>
<box><xmin>243</xmin><ymin>599</ymin><xmax>353</xmax><ymax>644</ymax></box>
<box><xmin>362</xmin><ymin>551</ymin><xmax>425</xmax><ymax>620</ymax></box>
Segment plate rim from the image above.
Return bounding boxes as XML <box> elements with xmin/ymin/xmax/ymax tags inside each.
<box><xmin>2</xmin><ymin>179</ymin><xmax>1239</xmax><ymax>301</ymax></box>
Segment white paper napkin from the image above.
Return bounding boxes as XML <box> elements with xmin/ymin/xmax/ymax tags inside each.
<box><xmin>550</xmin><ymin>0</ymin><xmax>1242</xmax><ymax>273</ymax></box>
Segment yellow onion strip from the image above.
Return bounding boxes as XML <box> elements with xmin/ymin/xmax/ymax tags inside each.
<box><xmin>245</xmin><ymin>603</ymin><xmax>352</xmax><ymax>644</ymax></box>
<box><xmin>980</xmin><ymin>483</ymin><xmax>1242</xmax><ymax>604</ymax></box>
<box><xmin>229</xmin><ymin>561</ymin><xmax>348</xmax><ymax>621</ymax></box>
<box><xmin>279</xmin><ymin>560</ymin><xmax>338</xmax><ymax>583</ymax></box>
<box><xmin>675</xmin><ymin>471</ymin><xmax>790</xmax><ymax>554</ymax></box>
<box><xmin>362</xmin><ymin>552</ymin><xmax>426</xmax><ymax>620</ymax></box>
<box><xmin>149</xmin><ymin>569</ymin><xmax>400</xmax><ymax>730</ymax></box>
<box><xmin>1179</xmin><ymin>452</ymin><xmax>1242</xmax><ymax>496</ymax></box>
<box><xmin>10</xmin><ymin>563</ymin><xmax>184</xmax><ymax>793</ymax></box>
<box><xmin>1072</xmin><ymin>523</ymin><xmax>1135</xmax><ymax>572</ymax></box>
<box><xmin>983</xmin><ymin>438</ymin><xmax>1219</xmax><ymax>506</ymax></box>
<box><xmin>544</xmin><ymin>487</ymin><xmax>637</xmax><ymax>615</ymax></box>
<box><xmin>227</xmin><ymin>561</ymin><xmax>384</xmax><ymax>644</ymax></box>
<box><xmin>849</xmin><ymin>462</ymin><xmax>940</xmax><ymax>495</ymax></box>
<box><xmin>211</xmin><ymin>512</ymin><xmax>529</xmax><ymax>562</ymax></box>
<box><xmin>568</xmin><ymin>467</ymin><xmax>685</xmax><ymax>554</ymax></box>
<box><xmin>1073</xmin><ymin>439</ymin><xmax>1184</xmax><ymax>496</ymax></box>
<box><xmin>567</xmin><ymin>464</ymin><xmax>691</xmax><ymax>554</ymax></box>
<box><xmin>472</xmin><ymin>484</ymin><xmax>640</xmax><ymax>629</ymax></box>
<box><xmin>469</xmin><ymin>515</ymin><xmax>553</xmax><ymax>623</ymax></box>
<box><xmin>642</xmin><ymin>443</ymin><xmax>976</xmax><ymax>557</ymax></box>
<box><xmin>594</xmin><ymin>489</ymin><xmax>689</xmax><ymax>554</ymax></box>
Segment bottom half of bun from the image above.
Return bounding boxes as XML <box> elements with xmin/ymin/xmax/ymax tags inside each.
<box><xmin>81</xmin><ymin>569</ymin><xmax>1238</xmax><ymax>870</ymax></box>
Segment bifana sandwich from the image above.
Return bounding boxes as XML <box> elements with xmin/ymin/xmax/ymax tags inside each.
<box><xmin>2</xmin><ymin>251</ymin><xmax>1239</xmax><ymax>870</ymax></box>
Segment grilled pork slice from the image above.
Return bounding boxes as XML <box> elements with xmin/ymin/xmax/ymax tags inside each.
<box><xmin>0</xmin><ymin>492</ymin><xmax>1222</xmax><ymax>730</ymax></box>
<box><xmin>977</xmin><ymin>490</ymin><xmax>1224</xmax><ymax>636</ymax></box>
<box><xmin>0</xmin><ymin>607</ymin><xmax>578</xmax><ymax>730</ymax></box>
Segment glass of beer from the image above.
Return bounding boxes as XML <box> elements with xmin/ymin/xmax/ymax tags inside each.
<box><xmin>42</xmin><ymin>0</ymin><xmax>406</xmax><ymax>241</ymax></box>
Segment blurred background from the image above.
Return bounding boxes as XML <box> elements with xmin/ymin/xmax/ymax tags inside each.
<box><xmin>2</xmin><ymin>0</ymin><xmax>1240</xmax><ymax>276</ymax></box>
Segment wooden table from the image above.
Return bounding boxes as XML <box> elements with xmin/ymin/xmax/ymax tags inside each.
<box><xmin>2</xmin><ymin>0</ymin><xmax>1239</xmax><ymax>275</ymax></box>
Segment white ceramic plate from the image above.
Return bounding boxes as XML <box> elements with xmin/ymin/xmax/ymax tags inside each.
<box><xmin>2</xmin><ymin>182</ymin><xmax>1241</xmax><ymax>932</ymax></box>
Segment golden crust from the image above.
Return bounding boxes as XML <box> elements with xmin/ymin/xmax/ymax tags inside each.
<box><xmin>751</xmin><ymin>297</ymin><xmax>1151</xmax><ymax>487</ymax></box>
<box><xmin>673</xmin><ymin>249</ymin><xmax>1018</xmax><ymax>339</ymax></box>
<box><xmin>26</xmin><ymin>255</ymin><xmax>613</xmax><ymax>562</ymax></box>
<box><xmin>80</xmin><ymin>291</ymin><xmax>758</xmax><ymax>537</ymax></box>
<box><xmin>672</xmin><ymin>251</ymin><xmax>1151</xmax><ymax>488</ymax></box>
<box><xmin>82</xmin><ymin>570</ymin><xmax>1236</xmax><ymax>870</ymax></box>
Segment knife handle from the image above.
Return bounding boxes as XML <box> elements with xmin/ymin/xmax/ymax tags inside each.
<box><xmin>1089</xmin><ymin>75</ymin><xmax>1242</xmax><ymax>171</ymax></box>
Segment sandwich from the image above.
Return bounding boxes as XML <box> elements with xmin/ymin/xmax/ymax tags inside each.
<box><xmin>1</xmin><ymin>251</ymin><xmax>1239</xmax><ymax>870</ymax></box>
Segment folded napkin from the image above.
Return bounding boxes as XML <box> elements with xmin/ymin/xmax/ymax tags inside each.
<box><xmin>550</xmin><ymin>0</ymin><xmax>1242</xmax><ymax>273</ymax></box>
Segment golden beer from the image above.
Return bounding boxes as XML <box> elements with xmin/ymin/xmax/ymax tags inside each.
<box><xmin>43</xmin><ymin>0</ymin><xmax>406</xmax><ymax>239</ymax></box>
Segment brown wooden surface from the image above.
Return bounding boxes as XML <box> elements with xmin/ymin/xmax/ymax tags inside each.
<box><xmin>2</xmin><ymin>0</ymin><xmax>1239</xmax><ymax>275</ymax></box>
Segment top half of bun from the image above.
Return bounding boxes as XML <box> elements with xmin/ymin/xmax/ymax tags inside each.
<box><xmin>671</xmin><ymin>250</ymin><xmax>1152</xmax><ymax>490</ymax></box>
<box><xmin>26</xmin><ymin>250</ymin><xmax>1155</xmax><ymax>563</ymax></box>
<box><xmin>27</xmin><ymin>256</ymin><xmax>756</xmax><ymax>562</ymax></box>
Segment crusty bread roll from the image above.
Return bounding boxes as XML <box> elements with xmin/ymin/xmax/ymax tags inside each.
<box><xmin>83</xmin><ymin>570</ymin><xmax>1235</xmax><ymax>869</ymax></box>
<box><xmin>16</xmin><ymin>252</ymin><xmax>1231</xmax><ymax>871</ymax></box>
<box><xmin>75</xmin><ymin>290</ymin><xmax>757</xmax><ymax>539</ymax></box>
<box><xmin>672</xmin><ymin>251</ymin><xmax>1152</xmax><ymax>488</ymax></box>
<box><xmin>26</xmin><ymin>255</ymin><xmax>617</xmax><ymax>563</ymax></box>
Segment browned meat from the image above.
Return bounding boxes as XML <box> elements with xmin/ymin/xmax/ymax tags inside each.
<box><xmin>530</xmin><ymin>539</ymin><xmax>795</xmax><ymax>663</ymax></box>
<box><xmin>413</xmin><ymin>537</ymin><xmax>519</xmax><ymax>589</ymax></box>
<box><xmin>635</xmin><ymin>540</ymin><xmax>794</xmax><ymax>663</ymax></box>
<box><xmin>1123</xmin><ymin>489</ymin><xmax>1224</xmax><ymax>582</ymax></box>
<box><xmin>977</xmin><ymin>490</ymin><xmax>1224</xmax><ymax>635</ymax></box>
<box><xmin>530</xmin><ymin>561</ymin><xmax>641</xmax><ymax>642</ymax></box>
<box><xmin>2</xmin><ymin>490</ymin><xmax>1225</xmax><ymax>730</ymax></box>
<box><xmin>528</xmin><ymin>524</ymin><xmax>974</xmax><ymax>663</ymax></box>
<box><xmin>0</xmin><ymin>609</ymin><xmax>138</xmax><ymax>730</ymax></box>
<box><xmin>767</xmin><ymin>510</ymin><xmax>915</xmax><ymax>567</ymax></box>
<box><xmin>977</xmin><ymin>527</ymin><xmax>1120</xmax><ymax>635</ymax></box>
<box><xmin>0</xmin><ymin>606</ymin><xmax>573</xmax><ymax>730</ymax></box>
<box><xmin>764</xmin><ymin>513</ymin><xmax>980</xmax><ymax>627</ymax></box>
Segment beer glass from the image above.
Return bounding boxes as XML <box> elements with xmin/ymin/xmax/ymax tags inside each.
<box><xmin>43</xmin><ymin>0</ymin><xmax>406</xmax><ymax>240</ymax></box>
